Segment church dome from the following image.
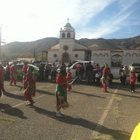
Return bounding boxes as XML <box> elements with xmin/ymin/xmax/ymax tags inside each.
<box><xmin>62</xmin><ymin>21</ymin><xmax>75</xmax><ymax>32</ymax></box>
<box><xmin>64</xmin><ymin>23</ymin><xmax>72</xmax><ymax>27</ymax></box>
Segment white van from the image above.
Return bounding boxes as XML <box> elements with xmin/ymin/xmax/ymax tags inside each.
<box><xmin>69</xmin><ymin>61</ymin><xmax>95</xmax><ymax>79</ymax></box>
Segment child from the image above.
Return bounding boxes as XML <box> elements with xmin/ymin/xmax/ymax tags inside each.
<box><xmin>101</xmin><ymin>76</ymin><xmax>108</xmax><ymax>92</ymax></box>
<box><xmin>95</xmin><ymin>70</ymin><xmax>101</xmax><ymax>86</ymax></box>
<box><xmin>130</xmin><ymin>69</ymin><xmax>136</xmax><ymax>93</ymax></box>
<box><xmin>137</xmin><ymin>73</ymin><xmax>140</xmax><ymax>87</ymax></box>
<box><xmin>66</xmin><ymin>68</ymin><xmax>72</xmax><ymax>91</ymax></box>
<box><xmin>126</xmin><ymin>75</ymin><xmax>130</xmax><ymax>85</ymax></box>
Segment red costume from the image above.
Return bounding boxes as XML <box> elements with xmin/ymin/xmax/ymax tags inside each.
<box><xmin>66</xmin><ymin>71</ymin><xmax>72</xmax><ymax>91</ymax></box>
<box><xmin>24</xmin><ymin>72</ymin><xmax>36</xmax><ymax>103</ymax></box>
<box><xmin>22</xmin><ymin>64</ymin><xmax>28</xmax><ymax>82</ymax></box>
<box><xmin>130</xmin><ymin>72</ymin><xmax>136</xmax><ymax>84</ymax></box>
<box><xmin>102</xmin><ymin>81</ymin><xmax>107</xmax><ymax>92</ymax></box>
<box><xmin>22</xmin><ymin>65</ymin><xmax>28</xmax><ymax>73</ymax></box>
<box><xmin>102</xmin><ymin>67</ymin><xmax>109</xmax><ymax>79</ymax></box>
<box><xmin>130</xmin><ymin>71</ymin><xmax>136</xmax><ymax>92</ymax></box>
<box><xmin>10</xmin><ymin>65</ymin><xmax>17</xmax><ymax>86</ymax></box>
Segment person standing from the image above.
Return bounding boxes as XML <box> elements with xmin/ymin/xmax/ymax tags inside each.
<box><xmin>23</xmin><ymin>67</ymin><xmax>36</xmax><ymax>106</ymax></box>
<box><xmin>86</xmin><ymin>61</ymin><xmax>94</xmax><ymax>85</ymax></box>
<box><xmin>0</xmin><ymin>64</ymin><xmax>5</xmax><ymax>97</ymax></box>
<box><xmin>39</xmin><ymin>62</ymin><xmax>44</xmax><ymax>81</ymax></box>
<box><xmin>50</xmin><ymin>63</ymin><xmax>57</xmax><ymax>82</ymax></box>
<box><xmin>119</xmin><ymin>65</ymin><xmax>124</xmax><ymax>84</ymax></box>
<box><xmin>44</xmin><ymin>61</ymin><xmax>51</xmax><ymax>81</ymax></box>
<box><xmin>5</xmin><ymin>63</ymin><xmax>10</xmax><ymax>80</ymax></box>
<box><xmin>10</xmin><ymin>62</ymin><xmax>17</xmax><ymax>86</ymax></box>
<box><xmin>55</xmin><ymin>66</ymin><xmax>71</xmax><ymax>117</ymax></box>
<box><xmin>122</xmin><ymin>65</ymin><xmax>129</xmax><ymax>85</ymax></box>
<box><xmin>130</xmin><ymin>69</ymin><xmax>136</xmax><ymax>93</ymax></box>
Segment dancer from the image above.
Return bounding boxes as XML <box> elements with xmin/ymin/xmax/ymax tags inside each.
<box><xmin>10</xmin><ymin>62</ymin><xmax>17</xmax><ymax>86</ymax></box>
<box><xmin>23</xmin><ymin>67</ymin><xmax>36</xmax><ymax>106</ymax></box>
<box><xmin>101</xmin><ymin>76</ymin><xmax>107</xmax><ymax>92</ymax></box>
<box><xmin>55</xmin><ymin>66</ymin><xmax>71</xmax><ymax>117</ymax></box>
<box><xmin>22</xmin><ymin>61</ymin><xmax>28</xmax><ymax>82</ymax></box>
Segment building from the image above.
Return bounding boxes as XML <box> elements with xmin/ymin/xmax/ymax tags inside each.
<box><xmin>43</xmin><ymin>21</ymin><xmax>91</xmax><ymax>63</ymax></box>
<box><xmin>43</xmin><ymin>21</ymin><xmax>140</xmax><ymax>75</ymax></box>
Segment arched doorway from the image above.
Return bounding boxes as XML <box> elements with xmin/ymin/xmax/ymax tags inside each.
<box><xmin>111</xmin><ymin>54</ymin><xmax>122</xmax><ymax>67</ymax></box>
<box><xmin>62</xmin><ymin>53</ymin><xmax>69</xmax><ymax>62</ymax></box>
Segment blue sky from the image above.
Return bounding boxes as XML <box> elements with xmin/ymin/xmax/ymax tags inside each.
<box><xmin>0</xmin><ymin>0</ymin><xmax>140</xmax><ymax>43</ymax></box>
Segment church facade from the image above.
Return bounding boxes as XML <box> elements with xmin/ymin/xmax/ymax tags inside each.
<box><xmin>43</xmin><ymin>21</ymin><xmax>140</xmax><ymax>68</ymax></box>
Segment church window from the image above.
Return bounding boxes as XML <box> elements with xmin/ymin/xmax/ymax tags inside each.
<box><xmin>75</xmin><ymin>54</ymin><xmax>78</xmax><ymax>58</ymax></box>
<box><xmin>63</xmin><ymin>45</ymin><xmax>69</xmax><ymax>51</ymax></box>
<box><xmin>53</xmin><ymin>54</ymin><xmax>57</xmax><ymax>58</ymax></box>
<box><xmin>62</xmin><ymin>33</ymin><xmax>65</xmax><ymax>38</ymax></box>
<box><xmin>111</xmin><ymin>54</ymin><xmax>122</xmax><ymax>67</ymax></box>
<box><xmin>67</xmin><ymin>32</ymin><xmax>71</xmax><ymax>38</ymax></box>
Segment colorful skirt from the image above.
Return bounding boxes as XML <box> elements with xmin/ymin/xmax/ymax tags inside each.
<box><xmin>56</xmin><ymin>84</ymin><xmax>69</xmax><ymax>109</ymax></box>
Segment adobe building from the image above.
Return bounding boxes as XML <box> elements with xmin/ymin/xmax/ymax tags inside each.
<box><xmin>43</xmin><ymin>21</ymin><xmax>140</xmax><ymax>70</ymax></box>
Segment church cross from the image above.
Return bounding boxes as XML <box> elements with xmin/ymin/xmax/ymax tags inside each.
<box><xmin>67</xmin><ymin>18</ymin><xmax>70</xmax><ymax>23</ymax></box>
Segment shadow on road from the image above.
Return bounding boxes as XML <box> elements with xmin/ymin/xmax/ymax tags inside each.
<box><xmin>72</xmin><ymin>91</ymin><xmax>105</xmax><ymax>98</ymax></box>
<box><xmin>0</xmin><ymin>103</ymin><xmax>27</xmax><ymax>119</ymax></box>
<box><xmin>36</xmin><ymin>89</ymin><xmax>54</xmax><ymax>96</ymax></box>
<box><xmin>4</xmin><ymin>91</ymin><xmax>25</xmax><ymax>101</ymax></box>
<box><xmin>33</xmin><ymin>105</ymin><xmax>130</xmax><ymax>140</ymax></box>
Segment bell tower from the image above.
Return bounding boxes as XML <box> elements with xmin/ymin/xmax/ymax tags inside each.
<box><xmin>59</xmin><ymin>19</ymin><xmax>75</xmax><ymax>62</ymax></box>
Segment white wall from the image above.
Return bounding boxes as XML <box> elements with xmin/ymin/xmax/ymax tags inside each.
<box><xmin>72</xmin><ymin>51</ymin><xmax>85</xmax><ymax>61</ymax></box>
<box><xmin>123</xmin><ymin>50</ymin><xmax>140</xmax><ymax>66</ymax></box>
<box><xmin>48</xmin><ymin>52</ymin><xmax>59</xmax><ymax>63</ymax></box>
<box><xmin>92</xmin><ymin>50</ymin><xmax>110</xmax><ymax>66</ymax></box>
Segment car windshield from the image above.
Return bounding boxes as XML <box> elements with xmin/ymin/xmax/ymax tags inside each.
<box><xmin>16</xmin><ymin>65</ymin><xmax>23</xmax><ymax>70</ymax></box>
<box><xmin>132</xmin><ymin>63</ymin><xmax>140</xmax><ymax>66</ymax></box>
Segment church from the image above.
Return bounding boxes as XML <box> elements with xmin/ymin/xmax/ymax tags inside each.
<box><xmin>43</xmin><ymin>20</ymin><xmax>140</xmax><ymax>68</ymax></box>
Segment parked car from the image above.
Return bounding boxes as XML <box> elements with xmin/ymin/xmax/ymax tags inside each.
<box><xmin>16</xmin><ymin>63</ymin><xmax>39</xmax><ymax>80</ymax></box>
<box><xmin>129</xmin><ymin>63</ymin><xmax>140</xmax><ymax>73</ymax></box>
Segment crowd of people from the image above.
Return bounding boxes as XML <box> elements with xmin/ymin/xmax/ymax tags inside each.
<box><xmin>119</xmin><ymin>65</ymin><xmax>140</xmax><ymax>93</ymax></box>
<box><xmin>0</xmin><ymin>60</ymin><xmax>140</xmax><ymax>117</ymax></box>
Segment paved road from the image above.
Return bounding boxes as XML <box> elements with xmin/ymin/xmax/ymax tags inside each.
<box><xmin>0</xmin><ymin>80</ymin><xmax>140</xmax><ymax>140</ymax></box>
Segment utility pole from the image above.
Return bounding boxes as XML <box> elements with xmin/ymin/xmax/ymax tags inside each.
<box><xmin>34</xmin><ymin>46</ymin><xmax>36</xmax><ymax>60</ymax></box>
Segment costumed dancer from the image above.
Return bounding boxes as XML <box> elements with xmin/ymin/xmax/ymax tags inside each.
<box><xmin>0</xmin><ymin>64</ymin><xmax>5</xmax><ymax>97</ymax></box>
<box><xmin>102</xmin><ymin>63</ymin><xmax>109</xmax><ymax>88</ymax></box>
<box><xmin>101</xmin><ymin>76</ymin><xmax>107</xmax><ymax>92</ymax></box>
<box><xmin>130</xmin><ymin>69</ymin><xmax>136</xmax><ymax>93</ymax></box>
<box><xmin>22</xmin><ymin>61</ymin><xmax>28</xmax><ymax>83</ymax></box>
<box><xmin>55</xmin><ymin>66</ymin><xmax>71</xmax><ymax>117</ymax></box>
<box><xmin>66</xmin><ymin>67</ymin><xmax>72</xmax><ymax>91</ymax></box>
<box><xmin>23</xmin><ymin>67</ymin><xmax>36</xmax><ymax>106</ymax></box>
<box><xmin>10</xmin><ymin>62</ymin><xmax>17</xmax><ymax>86</ymax></box>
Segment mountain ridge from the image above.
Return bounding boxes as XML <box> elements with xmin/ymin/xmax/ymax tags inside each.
<box><xmin>1</xmin><ymin>35</ymin><xmax>140</xmax><ymax>60</ymax></box>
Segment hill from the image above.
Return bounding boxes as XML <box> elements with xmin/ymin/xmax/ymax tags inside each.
<box><xmin>1</xmin><ymin>35</ymin><xmax>140</xmax><ymax>60</ymax></box>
